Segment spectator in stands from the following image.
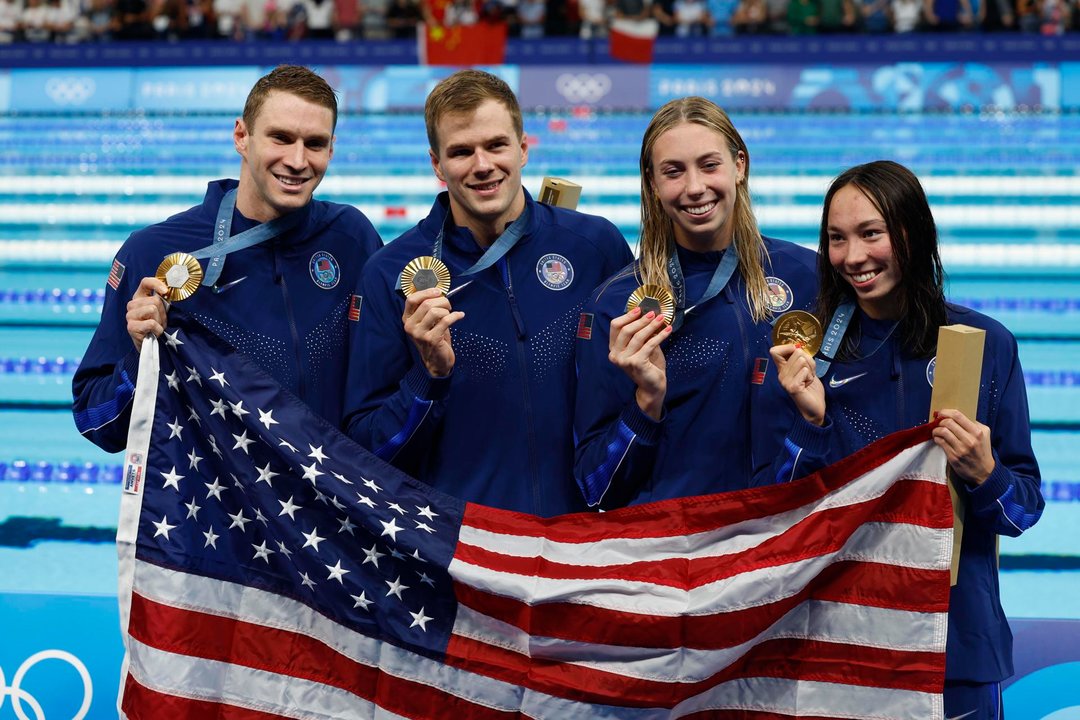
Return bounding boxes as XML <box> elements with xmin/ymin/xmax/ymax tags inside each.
<box><xmin>787</xmin><ymin>0</ymin><xmax>820</xmax><ymax>32</ymax></box>
<box><xmin>213</xmin><ymin>0</ymin><xmax>245</xmax><ymax>36</ymax></box>
<box><xmin>653</xmin><ymin>0</ymin><xmax>675</xmax><ymax>30</ymax></box>
<box><xmin>856</xmin><ymin>0</ymin><xmax>890</xmax><ymax>30</ymax></box>
<box><xmin>517</xmin><ymin>0</ymin><xmax>545</xmax><ymax>35</ymax></box>
<box><xmin>730</xmin><ymin>0</ymin><xmax>769</xmax><ymax>31</ymax></box>
<box><xmin>300</xmin><ymin>0</ymin><xmax>336</xmax><ymax>37</ymax></box>
<box><xmin>0</xmin><ymin>0</ymin><xmax>20</xmax><ymax>42</ymax></box>
<box><xmin>707</xmin><ymin>0</ymin><xmax>739</xmax><ymax>33</ymax></box>
<box><xmin>673</xmin><ymin>0</ymin><xmax>713</xmax><ymax>33</ymax></box>
<box><xmin>21</xmin><ymin>0</ymin><xmax>52</xmax><ymax>39</ymax></box>
<box><xmin>182</xmin><ymin>0</ymin><xmax>215</xmax><ymax>36</ymax></box>
<box><xmin>818</xmin><ymin>0</ymin><xmax>855</xmax><ymax>29</ymax></box>
<box><xmin>360</xmin><ymin>0</ymin><xmax>390</xmax><ymax>38</ymax></box>
<box><xmin>763</xmin><ymin>0</ymin><xmax>788</xmax><ymax>31</ymax></box>
<box><xmin>84</xmin><ymin>0</ymin><xmax>115</xmax><ymax>38</ymax></box>
<box><xmin>891</xmin><ymin>0</ymin><xmax>921</xmax><ymax>30</ymax></box>
<box><xmin>1039</xmin><ymin>0</ymin><xmax>1066</xmax><ymax>31</ymax></box>
<box><xmin>442</xmin><ymin>0</ymin><xmax>476</xmax><ymax>23</ymax></box>
<box><xmin>614</xmin><ymin>0</ymin><xmax>652</xmax><ymax>19</ymax></box>
<box><xmin>1014</xmin><ymin>0</ymin><xmax>1039</xmax><ymax>27</ymax></box>
<box><xmin>577</xmin><ymin>0</ymin><xmax>608</xmax><ymax>36</ymax></box>
<box><xmin>148</xmin><ymin>0</ymin><xmax>186</xmax><ymax>38</ymax></box>
<box><xmin>385</xmin><ymin>0</ymin><xmax>420</xmax><ymax>36</ymax></box>
<box><xmin>44</xmin><ymin>0</ymin><xmax>76</xmax><ymax>39</ymax></box>
<box><xmin>923</xmin><ymin>0</ymin><xmax>970</xmax><ymax>29</ymax></box>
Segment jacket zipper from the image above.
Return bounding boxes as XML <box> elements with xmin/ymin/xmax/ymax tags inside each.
<box><xmin>274</xmin><ymin>248</ymin><xmax>307</xmax><ymax>401</ymax></box>
<box><xmin>500</xmin><ymin>258</ymin><xmax>540</xmax><ymax>512</ymax></box>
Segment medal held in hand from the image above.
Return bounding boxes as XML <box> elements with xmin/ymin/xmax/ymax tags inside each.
<box><xmin>625</xmin><ymin>284</ymin><xmax>676</xmax><ymax>326</ymax></box>
<box><xmin>400</xmin><ymin>256</ymin><xmax>452</xmax><ymax>297</ymax></box>
<box><xmin>155</xmin><ymin>253</ymin><xmax>204</xmax><ymax>302</ymax></box>
<box><xmin>771</xmin><ymin>310</ymin><xmax>823</xmax><ymax>356</ymax></box>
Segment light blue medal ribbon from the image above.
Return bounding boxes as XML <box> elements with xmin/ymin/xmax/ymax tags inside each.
<box><xmin>815</xmin><ymin>300</ymin><xmax>855</xmax><ymax>378</ymax></box>
<box><xmin>665</xmin><ymin>241</ymin><xmax>740</xmax><ymax>331</ymax></box>
<box><xmin>395</xmin><ymin>201</ymin><xmax>533</xmax><ymax>291</ymax></box>
<box><xmin>187</xmin><ymin>188</ymin><xmax>306</xmax><ymax>288</ymax></box>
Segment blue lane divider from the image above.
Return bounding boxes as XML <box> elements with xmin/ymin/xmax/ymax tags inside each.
<box><xmin>0</xmin><ymin>460</ymin><xmax>123</xmax><ymax>484</ymax></box>
<box><xmin>0</xmin><ymin>357</ymin><xmax>81</xmax><ymax>374</ymax></box>
<box><xmin>953</xmin><ymin>297</ymin><xmax>1080</xmax><ymax>313</ymax></box>
<box><xmin>0</xmin><ymin>288</ymin><xmax>105</xmax><ymax>305</ymax></box>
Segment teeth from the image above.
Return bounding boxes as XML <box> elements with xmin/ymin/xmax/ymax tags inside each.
<box><xmin>474</xmin><ymin>182</ymin><xmax>499</xmax><ymax>191</ymax></box>
<box><xmin>277</xmin><ymin>176</ymin><xmax>303</xmax><ymax>186</ymax></box>
<box><xmin>852</xmin><ymin>271</ymin><xmax>877</xmax><ymax>282</ymax></box>
<box><xmin>684</xmin><ymin>202</ymin><xmax>716</xmax><ymax>216</ymax></box>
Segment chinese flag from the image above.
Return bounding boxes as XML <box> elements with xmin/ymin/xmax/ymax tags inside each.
<box><xmin>609</xmin><ymin>17</ymin><xmax>658</xmax><ymax>63</ymax></box>
<box><xmin>420</xmin><ymin>22</ymin><xmax>508</xmax><ymax>66</ymax></box>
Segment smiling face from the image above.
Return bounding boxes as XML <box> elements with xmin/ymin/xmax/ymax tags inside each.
<box><xmin>234</xmin><ymin>90</ymin><xmax>335</xmax><ymax>222</ymax></box>
<box><xmin>429</xmin><ymin>98</ymin><xmax>528</xmax><ymax>247</ymax></box>
<box><xmin>826</xmin><ymin>183</ymin><xmax>903</xmax><ymax>320</ymax></box>
<box><xmin>648</xmin><ymin>122</ymin><xmax>745</xmax><ymax>252</ymax></box>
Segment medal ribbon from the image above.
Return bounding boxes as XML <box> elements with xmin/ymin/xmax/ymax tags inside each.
<box><xmin>665</xmin><ymin>241</ymin><xmax>740</xmax><ymax>328</ymax></box>
<box><xmin>815</xmin><ymin>300</ymin><xmax>855</xmax><ymax>378</ymax></box>
<box><xmin>397</xmin><ymin>200</ymin><xmax>533</xmax><ymax>290</ymax></box>
<box><xmin>188</xmin><ymin>189</ymin><xmax>305</xmax><ymax>288</ymax></box>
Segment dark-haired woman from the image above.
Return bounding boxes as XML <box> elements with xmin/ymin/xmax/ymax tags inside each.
<box><xmin>753</xmin><ymin>160</ymin><xmax>1044</xmax><ymax>718</ymax></box>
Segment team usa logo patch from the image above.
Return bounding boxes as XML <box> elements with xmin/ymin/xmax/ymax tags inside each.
<box><xmin>926</xmin><ymin>356</ymin><xmax>936</xmax><ymax>387</ymax></box>
<box><xmin>751</xmin><ymin>356</ymin><xmax>769</xmax><ymax>385</ymax></box>
<box><xmin>309</xmin><ymin>251</ymin><xmax>340</xmax><ymax>289</ymax></box>
<box><xmin>537</xmin><ymin>253</ymin><xmax>574</xmax><ymax>291</ymax></box>
<box><xmin>107</xmin><ymin>258</ymin><xmax>125</xmax><ymax>290</ymax></box>
<box><xmin>764</xmin><ymin>276</ymin><xmax>794</xmax><ymax>313</ymax></box>
<box><xmin>348</xmin><ymin>294</ymin><xmax>363</xmax><ymax>322</ymax></box>
<box><xmin>577</xmin><ymin>312</ymin><xmax>594</xmax><ymax>340</ymax></box>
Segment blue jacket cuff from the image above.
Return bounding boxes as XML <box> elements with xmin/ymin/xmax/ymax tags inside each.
<box><xmin>405</xmin><ymin>364</ymin><xmax>452</xmax><ymax>401</ymax></box>
<box><xmin>620</xmin><ymin>401</ymin><xmax>663</xmax><ymax>446</ymax></box>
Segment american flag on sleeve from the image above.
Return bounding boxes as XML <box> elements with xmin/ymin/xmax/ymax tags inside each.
<box><xmin>116</xmin><ymin>310</ymin><xmax>953</xmax><ymax>719</ymax></box>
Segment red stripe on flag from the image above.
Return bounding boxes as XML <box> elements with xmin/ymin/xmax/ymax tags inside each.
<box><xmin>453</xmin><ymin>559</ymin><xmax>948</xmax><ymax>651</ymax></box>
<box><xmin>123</xmin><ymin>674</ymin><xmax>285</xmax><ymax>719</ymax></box>
<box><xmin>463</xmin><ymin>424</ymin><xmax>940</xmax><ymax>541</ymax></box>
<box><xmin>126</xmin><ymin>591</ymin><xmax>516</xmax><ymax>719</ymax></box>
<box><xmin>455</xmin><ymin>479</ymin><xmax>950</xmax><ymax>590</ymax></box>
<box><xmin>445</xmin><ymin>632</ymin><xmax>943</xmax><ymax>708</ymax></box>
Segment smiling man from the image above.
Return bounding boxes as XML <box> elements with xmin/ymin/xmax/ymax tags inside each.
<box><xmin>73</xmin><ymin>65</ymin><xmax>383</xmax><ymax>452</ymax></box>
<box><xmin>343</xmin><ymin>69</ymin><xmax>633</xmax><ymax>516</ymax></box>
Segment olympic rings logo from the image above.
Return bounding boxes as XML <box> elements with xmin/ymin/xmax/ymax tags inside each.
<box><xmin>44</xmin><ymin>77</ymin><xmax>96</xmax><ymax>106</ymax></box>
<box><xmin>555</xmin><ymin>73</ymin><xmax>612</xmax><ymax>104</ymax></box>
<box><xmin>0</xmin><ymin>650</ymin><xmax>92</xmax><ymax>720</ymax></box>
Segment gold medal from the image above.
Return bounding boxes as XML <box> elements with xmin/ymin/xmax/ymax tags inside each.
<box><xmin>625</xmin><ymin>284</ymin><xmax>676</xmax><ymax>326</ymax></box>
<box><xmin>155</xmin><ymin>252</ymin><xmax>204</xmax><ymax>302</ymax></box>
<box><xmin>400</xmin><ymin>256</ymin><xmax>451</xmax><ymax>297</ymax></box>
<box><xmin>772</xmin><ymin>310</ymin><xmax>823</xmax><ymax>356</ymax></box>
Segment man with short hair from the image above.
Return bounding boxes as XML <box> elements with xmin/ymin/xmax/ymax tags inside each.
<box><xmin>344</xmin><ymin>69</ymin><xmax>632</xmax><ymax>516</ymax></box>
<box><xmin>73</xmin><ymin>65</ymin><xmax>383</xmax><ymax>452</ymax></box>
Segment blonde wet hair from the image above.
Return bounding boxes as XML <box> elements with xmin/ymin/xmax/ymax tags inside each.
<box><xmin>637</xmin><ymin>96</ymin><xmax>772</xmax><ymax>322</ymax></box>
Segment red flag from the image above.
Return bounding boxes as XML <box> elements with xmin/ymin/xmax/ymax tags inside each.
<box><xmin>609</xmin><ymin>17</ymin><xmax>658</xmax><ymax>63</ymax></box>
<box><xmin>116</xmin><ymin>312</ymin><xmax>952</xmax><ymax>719</ymax></box>
<box><xmin>419</xmin><ymin>21</ymin><xmax>508</xmax><ymax>66</ymax></box>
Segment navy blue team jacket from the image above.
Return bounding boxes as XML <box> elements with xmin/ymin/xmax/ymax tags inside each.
<box><xmin>73</xmin><ymin>179</ymin><xmax>383</xmax><ymax>452</ymax></box>
<box><xmin>573</xmin><ymin>237</ymin><xmax>819</xmax><ymax>508</ymax></box>
<box><xmin>343</xmin><ymin>191</ymin><xmax>633</xmax><ymax>517</ymax></box>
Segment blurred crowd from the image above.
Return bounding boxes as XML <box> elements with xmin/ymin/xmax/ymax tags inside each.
<box><xmin>0</xmin><ymin>0</ymin><xmax>1073</xmax><ymax>46</ymax></box>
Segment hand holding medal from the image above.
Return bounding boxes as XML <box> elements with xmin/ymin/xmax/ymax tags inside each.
<box><xmin>769</xmin><ymin>310</ymin><xmax>826</xmax><ymax>426</ymax></box>
<box><xmin>155</xmin><ymin>252</ymin><xmax>204</xmax><ymax>302</ymax></box>
<box><xmin>625</xmin><ymin>284</ymin><xmax>676</xmax><ymax>326</ymax></box>
<box><xmin>771</xmin><ymin>310</ymin><xmax>823</xmax><ymax>356</ymax></box>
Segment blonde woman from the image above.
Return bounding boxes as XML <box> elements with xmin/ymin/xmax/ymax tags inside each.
<box><xmin>573</xmin><ymin>96</ymin><xmax>818</xmax><ymax>508</ymax></box>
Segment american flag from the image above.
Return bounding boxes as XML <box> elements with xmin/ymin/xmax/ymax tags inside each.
<box><xmin>116</xmin><ymin>310</ymin><xmax>952</xmax><ymax>719</ymax></box>
<box><xmin>108</xmin><ymin>258</ymin><xmax>126</xmax><ymax>290</ymax></box>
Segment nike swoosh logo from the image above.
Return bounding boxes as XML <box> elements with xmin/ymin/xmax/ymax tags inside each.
<box><xmin>829</xmin><ymin>372</ymin><xmax>867</xmax><ymax>388</ymax></box>
<box><xmin>212</xmin><ymin>276</ymin><xmax>248</xmax><ymax>294</ymax></box>
<box><xmin>946</xmin><ymin>711</ymin><xmax>978</xmax><ymax>720</ymax></box>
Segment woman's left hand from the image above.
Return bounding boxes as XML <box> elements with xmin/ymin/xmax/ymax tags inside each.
<box><xmin>931</xmin><ymin>408</ymin><xmax>996</xmax><ymax>486</ymax></box>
